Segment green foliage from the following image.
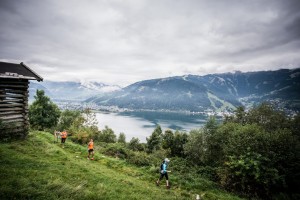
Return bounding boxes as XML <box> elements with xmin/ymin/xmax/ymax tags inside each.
<box><xmin>163</xmin><ymin>130</ymin><xmax>188</xmax><ymax>157</ymax></box>
<box><xmin>184</xmin><ymin>129</ymin><xmax>207</xmax><ymax>165</ymax></box>
<box><xmin>101</xmin><ymin>143</ymin><xmax>128</xmax><ymax>159</ymax></box>
<box><xmin>205</xmin><ymin>116</ymin><xmax>219</xmax><ymax>134</ymax></box>
<box><xmin>98</xmin><ymin>126</ymin><xmax>117</xmax><ymax>143</ymax></box>
<box><xmin>290</xmin><ymin>113</ymin><xmax>300</xmax><ymax>137</ymax></box>
<box><xmin>215</xmin><ymin>104</ymin><xmax>300</xmax><ymax>199</ymax></box>
<box><xmin>128</xmin><ymin>137</ymin><xmax>144</xmax><ymax>151</ymax></box>
<box><xmin>162</xmin><ymin>129</ymin><xmax>174</xmax><ymax>150</ymax></box>
<box><xmin>127</xmin><ymin>151</ymin><xmax>151</xmax><ymax>166</ymax></box>
<box><xmin>61</xmin><ymin>109</ymin><xmax>101</xmax><ymax>144</ymax></box>
<box><xmin>225</xmin><ymin>103</ymin><xmax>289</xmax><ymax>132</ymax></box>
<box><xmin>219</xmin><ymin>150</ymin><xmax>281</xmax><ymax>198</ymax></box>
<box><xmin>57</xmin><ymin>109</ymin><xmax>81</xmax><ymax>131</ymax></box>
<box><xmin>117</xmin><ymin>132</ymin><xmax>126</xmax><ymax>144</ymax></box>
<box><xmin>146</xmin><ymin>125</ymin><xmax>162</xmax><ymax>153</ymax></box>
<box><xmin>29</xmin><ymin>90</ymin><xmax>61</xmax><ymax>130</ymax></box>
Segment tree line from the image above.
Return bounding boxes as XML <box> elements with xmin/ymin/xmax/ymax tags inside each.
<box><xmin>29</xmin><ymin>90</ymin><xmax>300</xmax><ymax>199</ymax></box>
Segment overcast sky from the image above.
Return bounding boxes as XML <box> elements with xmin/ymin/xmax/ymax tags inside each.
<box><xmin>1</xmin><ymin>0</ymin><xmax>300</xmax><ymax>86</ymax></box>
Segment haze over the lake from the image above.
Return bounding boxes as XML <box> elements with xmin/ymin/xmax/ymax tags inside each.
<box><xmin>1</xmin><ymin>0</ymin><xmax>300</xmax><ymax>86</ymax></box>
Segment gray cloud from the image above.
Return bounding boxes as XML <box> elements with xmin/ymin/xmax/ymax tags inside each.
<box><xmin>1</xmin><ymin>0</ymin><xmax>300</xmax><ymax>86</ymax></box>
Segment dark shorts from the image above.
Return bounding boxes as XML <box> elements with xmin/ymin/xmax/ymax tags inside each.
<box><xmin>61</xmin><ymin>138</ymin><xmax>66</xmax><ymax>143</ymax></box>
<box><xmin>159</xmin><ymin>172</ymin><xmax>168</xmax><ymax>180</ymax></box>
<box><xmin>88</xmin><ymin>149</ymin><xmax>94</xmax><ymax>153</ymax></box>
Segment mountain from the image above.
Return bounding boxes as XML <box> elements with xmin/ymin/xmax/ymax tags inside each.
<box><xmin>29</xmin><ymin>81</ymin><xmax>121</xmax><ymax>101</ymax></box>
<box><xmin>86</xmin><ymin>68</ymin><xmax>300</xmax><ymax>113</ymax></box>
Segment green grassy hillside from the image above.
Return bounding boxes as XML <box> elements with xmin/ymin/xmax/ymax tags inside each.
<box><xmin>0</xmin><ymin>131</ymin><xmax>242</xmax><ymax>200</ymax></box>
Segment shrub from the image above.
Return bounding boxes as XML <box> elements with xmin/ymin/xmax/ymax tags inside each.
<box><xmin>127</xmin><ymin>151</ymin><xmax>151</xmax><ymax>166</ymax></box>
<box><xmin>102</xmin><ymin>143</ymin><xmax>128</xmax><ymax>159</ymax></box>
<box><xmin>219</xmin><ymin>150</ymin><xmax>281</xmax><ymax>198</ymax></box>
<box><xmin>128</xmin><ymin>137</ymin><xmax>144</xmax><ymax>151</ymax></box>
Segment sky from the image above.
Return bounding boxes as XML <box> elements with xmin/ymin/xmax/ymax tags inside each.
<box><xmin>1</xmin><ymin>0</ymin><xmax>300</xmax><ymax>87</ymax></box>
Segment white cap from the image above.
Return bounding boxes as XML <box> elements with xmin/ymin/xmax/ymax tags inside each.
<box><xmin>164</xmin><ymin>158</ymin><xmax>170</xmax><ymax>162</ymax></box>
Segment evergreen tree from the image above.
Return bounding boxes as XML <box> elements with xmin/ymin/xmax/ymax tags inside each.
<box><xmin>117</xmin><ymin>132</ymin><xmax>126</xmax><ymax>144</ymax></box>
<box><xmin>57</xmin><ymin>109</ymin><xmax>81</xmax><ymax>131</ymax></box>
<box><xmin>29</xmin><ymin>90</ymin><xmax>60</xmax><ymax>130</ymax></box>
<box><xmin>98</xmin><ymin>126</ymin><xmax>116</xmax><ymax>143</ymax></box>
<box><xmin>146</xmin><ymin>125</ymin><xmax>162</xmax><ymax>153</ymax></box>
<box><xmin>128</xmin><ymin>137</ymin><xmax>143</xmax><ymax>151</ymax></box>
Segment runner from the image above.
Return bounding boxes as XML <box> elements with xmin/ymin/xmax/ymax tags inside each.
<box><xmin>156</xmin><ymin>158</ymin><xmax>171</xmax><ymax>189</ymax></box>
<box><xmin>61</xmin><ymin>130</ymin><xmax>67</xmax><ymax>148</ymax></box>
<box><xmin>87</xmin><ymin>139</ymin><xmax>94</xmax><ymax>160</ymax></box>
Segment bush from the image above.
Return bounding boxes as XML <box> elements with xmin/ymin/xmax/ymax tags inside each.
<box><xmin>102</xmin><ymin>143</ymin><xmax>128</xmax><ymax>159</ymax></box>
<box><xmin>127</xmin><ymin>151</ymin><xmax>151</xmax><ymax>166</ymax></box>
<box><xmin>128</xmin><ymin>137</ymin><xmax>144</xmax><ymax>151</ymax></box>
<box><xmin>219</xmin><ymin>150</ymin><xmax>281</xmax><ymax>198</ymax></box>
<box><xmin>98</xmin><ymin>126</ymin><xmax>116</xmax><ymax>143</ymax></box>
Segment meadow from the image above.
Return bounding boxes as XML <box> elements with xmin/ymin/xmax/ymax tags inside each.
<box><xmin>0</xmin><ymin>131</ymin><xmax>242</xmax><ymax>200</ymax></box>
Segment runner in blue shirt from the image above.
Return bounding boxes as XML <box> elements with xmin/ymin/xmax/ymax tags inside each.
<box><xmin>156</xmin><ymin>158</ymin><xmax>171</xmax><ymax>189</ymax></box>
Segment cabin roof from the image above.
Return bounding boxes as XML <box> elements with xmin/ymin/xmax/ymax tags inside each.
<box><xmin>0</xmin><ymin>61</ymin><xmax>43</xmax><ymax>81</ymax></box>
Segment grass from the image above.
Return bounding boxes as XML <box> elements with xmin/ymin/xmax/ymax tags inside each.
<box><xmin>0</xmin><ymin>131</ymin><xmax>243</xmax><ymax>200</ymax></box>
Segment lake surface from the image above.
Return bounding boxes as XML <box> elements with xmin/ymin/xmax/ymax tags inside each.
<box><xmin>95</xmin><ymin>111</ymin><xmax>211</xmax><ymax>142</ymax></box>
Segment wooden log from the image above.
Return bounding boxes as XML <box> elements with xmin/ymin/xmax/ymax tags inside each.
<box><xmin>0</xmin><ymin>89</ymin><xmax>28</xmax><ymax>93</ymax></box>
<box><xmin>0</xmin><ymin>114</ymin><xmax>24</xmax><ymax>120</ymax></box>
<box><xmin>0</xmin><ymin>99</ymin><xmax>24</xmax><ymax>102</ymax></box>
<box><xmin>0</xmin><ymin>103</ymin><xmax>24</xmax><ymax>107</ymax></box>
<box><xmin>1</xmin><ymin>118</ymin><xmax>25</xmax><ymax>123</ymax></box>
<box><xmin>0</xmin><ymin>94</ymin><xmax>26</xmax><ymax>98</ymax></box>
<box><xmin>0</xmin><ymin>122</ymin><xmax>24</xmax><ymax>128</ymax></box>
<box><xmin>1</xmin><ymin>128</ymin><xmax>26</xmax><ymax>133</ymax></box>
<box><xmin>0</xmin><ymin>80</ymin><xmax>29</xmax><ymax>85</ymax></box>
<box><xmin>0</xmin><ymin>111</ymin><xmax>23</xmax><ymax>116</ymax></box>
<box><xmin>4</xmin><ymin>90</ymin><xmax>28</xmax><ymax>94</ymax></box>
<box><xmin>0</xmin><ymin>85</ymin><xmax>29</xmax><ymax>89</ymax></box>
<box><xmin>0</xmin><ymin>107</ymin><xmax>24</xmax><ymax>111</ymax></box>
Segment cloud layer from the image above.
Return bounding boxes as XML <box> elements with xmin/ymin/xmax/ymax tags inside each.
<box><xmin>1</xmin><ymin>0</ymin><xmax>300</xmax><ymax>86</ymax></box>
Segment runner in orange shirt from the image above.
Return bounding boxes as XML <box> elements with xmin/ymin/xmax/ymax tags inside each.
<box><xmin>87</xmin><ymin>139</ymin><xmax>94</xmax><ymax>160</ymax></box>
<box><xmin>61</xmin><ymin>130</ymin><xmax>67</xmax><ymax>148</ymax></box>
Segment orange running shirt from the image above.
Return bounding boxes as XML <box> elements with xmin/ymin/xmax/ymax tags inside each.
<box><xmin>61</xmin><ymin>131</ymin><xmax>67</xmax><ymax>138</ymax></box>
<box><xmin>88</xmin><ymin>141</ymin><xmax>94</xmax><ymax>150</ymax></box>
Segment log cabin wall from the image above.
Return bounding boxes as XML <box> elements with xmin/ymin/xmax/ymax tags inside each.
<box><xmin>0</xmin><ymin>78</ymin><xmax>30</xmax><ymax>138</ymax></box>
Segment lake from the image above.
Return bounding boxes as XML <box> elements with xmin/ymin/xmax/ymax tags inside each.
<box><xmin>95</xmin><ymin>111</ymin><xmax>211</xmax><ymax>142</ymax></box>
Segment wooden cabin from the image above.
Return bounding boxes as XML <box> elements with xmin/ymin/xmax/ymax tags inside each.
<box><xmin>0</xmin><ymin>61</ymin><xmax>43</xmax><ymax>139</ymax></box>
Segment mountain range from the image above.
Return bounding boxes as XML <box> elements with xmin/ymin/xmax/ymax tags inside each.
<box><xmin>29</xmin><ymin>68</ymin><xmax>300</xmax><ymax>113</ymax></box>
<box><xmin>86</xmin><ymin>68</ymin><xmax>300</xmax><ymax>113</ymax></box>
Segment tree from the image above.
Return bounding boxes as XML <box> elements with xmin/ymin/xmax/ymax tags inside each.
<box><xmin>98</xmin><ymin>126</ymin><xmax>116</xmax><ymax>143</ymax></box>
<box><xmin>117</xmin><ymin>132</ymin><xmax>126</xmax><ymax>144</ymax></box>
<box><xmin>204</xmin><ymin>116</ymin><xmax>219</xmax><ymax>134</ymax></box>
<box><xmin>29</xmin><ymin>90</ymin><xmax>60</xmax><ymax>130</ymax></box>
<box><xmin>172</xmin><ymin>131</ymin><xmax>188</xmax><ymax>157</ymax></box>
<box><xmin>244</xmin><ymin>103</ymin><xmax>287</xmax><ymax>132</ymax></box>
<box><xmin>184</xmin><ymin>129</ymin><xmax>207</xmax><ymax>165</ymax></box>
<box><xmin>128</xmin><ymin>137</ymin><xmax>143</xmax><ymax>151</ymax></box>
<box><xmin>146</xmin><ymin>125</ymin><xmax>162</xmax><ymax>153</ymax></box>
<box><xmin>162</xmin><ymin>129</ymin><xmax>174</xmax><ymax>150</ymax></box>
<box><xmin>57</xmin><ymin>109</ymin><xmax>81</xmax><ymax>131</ymax></box>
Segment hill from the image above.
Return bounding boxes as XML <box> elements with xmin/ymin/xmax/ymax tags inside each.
<box><xmin>87</xmin><ymin>68</ymin><xmax>300</xmax><ymax>113</ymax></box>
<box><xmin>0</xmin><ymin>132</ymin><xmax>242</xmax><ymax>200</ymax></box>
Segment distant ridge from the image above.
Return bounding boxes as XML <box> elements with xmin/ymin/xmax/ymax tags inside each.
<box><xmin>86</xmin><ymin>68</ymin><xmax>300</xmax><ymax>113</ymax></box>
